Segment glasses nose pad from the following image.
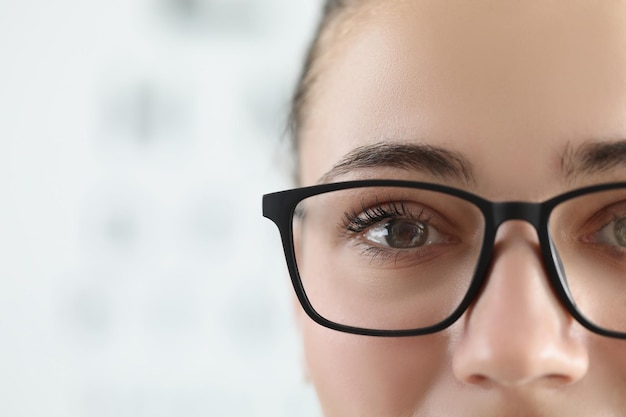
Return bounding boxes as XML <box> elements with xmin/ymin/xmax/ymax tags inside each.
<box><xmin>549</xmin><ymin>237</ymin><xmax>576</xmax><ymax>306</ymax></box>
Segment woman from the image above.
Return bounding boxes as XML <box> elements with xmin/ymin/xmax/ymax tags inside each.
<box><xmin>264</xmin><ymin>0</ymin><xmax>626</xmax><ymax>415</ymax></box>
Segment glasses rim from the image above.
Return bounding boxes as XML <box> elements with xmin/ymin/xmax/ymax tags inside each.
<box><xmin>263</xmin><ymin>179</ymin><xmax>626</xmax><ymax>338</ymax></box>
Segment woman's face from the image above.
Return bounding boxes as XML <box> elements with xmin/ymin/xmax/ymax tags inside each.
<box><xmin>297</xmin><ymin>1</ymin><xmax>626</xmax><ymax>416</ymax></box>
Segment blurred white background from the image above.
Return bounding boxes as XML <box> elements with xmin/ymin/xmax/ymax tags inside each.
<box><xmin>0</xmin><ymin>0</ymin><xmax>322</xmax><ymax>416</ymax></box>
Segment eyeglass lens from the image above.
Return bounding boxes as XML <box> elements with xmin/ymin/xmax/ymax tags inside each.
<box><xmin>549</xmin><ymin>188</ymin><xmax>626</xmax><ymax>334</ymax></box>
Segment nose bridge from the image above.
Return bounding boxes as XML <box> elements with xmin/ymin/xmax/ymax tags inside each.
<box><xmin>493</xmin><ymin>201</ymin><xmax>542</xmax><ymax>229</ymax></box>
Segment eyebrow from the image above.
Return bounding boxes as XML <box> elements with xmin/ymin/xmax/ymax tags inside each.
<box><xmin>561</xmin><ymin>140</ymin><xmax>626</xmax><ymax>180</ymax></box>
<box><xmin>319</xmin><ymin>140</ymin><xmax>626</xmax><ymax>186</ymax></box>
<box><xmin>318</xmin><ymin>142</ymin><xmax>475</xmax><ymax>185</ymax></box>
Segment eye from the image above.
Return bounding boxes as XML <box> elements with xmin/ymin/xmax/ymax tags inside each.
<box><xmin>364</xmin><ymin>218</ymin><xmax>444</xmax><ymax>249</ymax></box>
<box><xmin>595</xmin><ymin>216</ymin><xmax>626</xmax><ymax>247</ymax></box>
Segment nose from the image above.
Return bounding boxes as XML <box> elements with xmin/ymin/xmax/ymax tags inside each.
<box><xmin>452</xmin><ymin>221</ymin><xmax>589</xmax><ymax>387</ymax></box>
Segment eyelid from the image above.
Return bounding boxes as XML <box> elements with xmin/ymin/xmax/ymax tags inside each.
<box><xmin>579</xmin><ymin>201</ymin><xmax>626</xmax><ymax>234</ymax></box>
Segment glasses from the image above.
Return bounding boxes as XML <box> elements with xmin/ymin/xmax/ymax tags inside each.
<box><xmin>263</xmin><ymin>180</ymin><xmax>626</xmax><ymax>338</ymax></box>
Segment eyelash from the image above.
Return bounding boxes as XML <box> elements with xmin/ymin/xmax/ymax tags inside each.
<box><xmin>342</xmin><ymin>201</ymin><xmax>425</xmax><ymax>233</ymax></box>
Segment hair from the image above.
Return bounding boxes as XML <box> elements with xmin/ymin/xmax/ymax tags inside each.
<box><xmin>287</xmin><ymin>0</ymin><xmax>357</xmax><ymax>175</ymax></box>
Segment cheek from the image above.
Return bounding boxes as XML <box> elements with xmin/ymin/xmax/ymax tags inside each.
<box><xmin>592</xmin><ymin>337</ymin><xmax>626</xmax><ymax>393</ymax></box>
<box><xmin>302</xmin><ymin>317</ymin><xmax>451</xmax><ymax>417</ymax></box>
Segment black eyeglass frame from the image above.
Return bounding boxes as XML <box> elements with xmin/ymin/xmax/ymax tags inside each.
<box><xmin>263</xmin><ymin>179</ymin><xmax>626</xmax><ymax>338</ymax></box>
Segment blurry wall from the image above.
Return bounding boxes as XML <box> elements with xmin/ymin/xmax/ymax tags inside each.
<box><xmin>0</xmin><ymin>1</ymin><xmax>321</xmax><ymax>416</ymax></box>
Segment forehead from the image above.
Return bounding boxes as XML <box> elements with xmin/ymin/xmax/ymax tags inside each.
<box><xmin>299</xmin><ymin>0</ymin><xmax>626</xmax><ymax>198</ymax></box>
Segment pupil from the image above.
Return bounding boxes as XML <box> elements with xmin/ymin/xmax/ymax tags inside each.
<box><xmin>614</xmin><ymin>217</ymin><xmax>626</xmax><ymax>247</ymax></box>
<box><xmin>386</xmin><ymin>220</ymin><xmax>427</xmax><ymax>248</ymax></box>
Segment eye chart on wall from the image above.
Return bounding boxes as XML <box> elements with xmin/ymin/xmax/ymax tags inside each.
<box><xmin>0</xmin><ymin>1</ymin><xmax>322</xmax><ymax>416</ymax></box>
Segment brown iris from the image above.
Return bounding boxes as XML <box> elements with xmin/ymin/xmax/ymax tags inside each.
<box><xmin>614</xmin><ymin>217</ymin><xmax>626</xmax><ymax>247</ymax></box>
<box><xmin>384</xmin><ymin>220</ymin><xmax>428</xmax><ymax>248</ymax></box>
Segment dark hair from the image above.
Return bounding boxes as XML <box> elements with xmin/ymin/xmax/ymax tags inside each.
<box><xmin>287</xmin><ymin>1</ymin><xmax>351</xmax><ymax>164</ymax></box>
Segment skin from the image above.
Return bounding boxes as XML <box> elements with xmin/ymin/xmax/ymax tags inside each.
<box><xmin>296</xmin><ymin>0</ymin><xmax>626</xmax><ymax>416</ymax></box>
